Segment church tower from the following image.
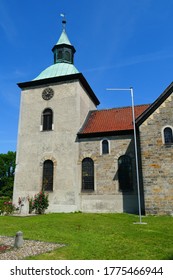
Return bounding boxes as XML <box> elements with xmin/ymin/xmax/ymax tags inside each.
<box><xmin>13</xmin><ymin>18</ymin><xmax>99</xmax><ymax>212</ymax></box>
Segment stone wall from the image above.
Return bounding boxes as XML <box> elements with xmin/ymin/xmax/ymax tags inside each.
<box><xmin>139</xmin><ymin>94</ymin><xmax>173</xmax><ymax>215</ymax></box>
<box><xmin>78</xmin><ymin>135</ymin><xmax>140</xmax><ymax>213</ymax></box>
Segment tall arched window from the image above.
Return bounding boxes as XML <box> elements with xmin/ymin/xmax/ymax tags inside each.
<box><xmin>164</xmin><ymin>127</ymin><xmax>173</xmax><ymax>144</ymax></box>
<box><xmin>118</xmin><ymin>155</ymin><xmax>133</xmax><ymax>191</ymax></box>
<box><xmin>42</xmin><ymin>160</ymin><xmax>53</xmax><ymax>191</ymax></box>
<box><xmin>42</xmin><ymin>108</ymin><xmax>53</xmax><ymax>131</ymax></box>
<box><xmin>82</xmin><ymin>158</ymin><xmax>94</xmax><ymax>191</ymax></box>
<box><xmin>102</xmin><ymin>139</ymin><xmax>109</xmax><ymax>154</ymax></box>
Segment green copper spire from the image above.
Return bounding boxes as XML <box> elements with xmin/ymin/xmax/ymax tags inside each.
<box><xmin>56</xmin><ymin>18</ymin><xmax>72</xmax><ymax>46</ymax></box>
<box><xmin>56</xmin><ymin>29</ymin><xmax>72</xmax><ymax>45</ymax></box>
<box><xmin>52</xmin><ymin>15</ymin><xmax>76</xmax><ymax>64</ymax></box>
<box><xmin>33</xmin><ymin>15</ymin><xmax>79</xmax><ymax>81</ymax></box>
<box><xmin>56</xmin><ymin>15</ymin><xmax>72</xmax><ymax>45</ymax></box>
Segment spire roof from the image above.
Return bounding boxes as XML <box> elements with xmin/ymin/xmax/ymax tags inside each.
<box><xmin>56</xmin><ymin>29</ymin><xmax>72</xmax><ymax>46</ymax></box>
<box><xmin>33</xmin><ymin>63</ymin><xmax>79</xmax><ymax>80</ymax></box>
<box><xmin>33</xmin><ymin>17</ymin><xmax>78</xmax><ymax>81</ymax></box>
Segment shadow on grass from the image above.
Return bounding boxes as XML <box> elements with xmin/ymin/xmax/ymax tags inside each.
<box><xmin>163</xmin><ymin>252</ymin><xmax>173</xmax><ymax>260</ymax></box>
<box><xmin>166</xmin><ymin>255</ymin><xmax>173</xmax><ymax>260</ymax></box>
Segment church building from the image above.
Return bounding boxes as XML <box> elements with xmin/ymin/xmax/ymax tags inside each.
<box><xmin>13</xmin><ymin>19</ymin><xmax>173</xmax><ymax>215</ymax></box>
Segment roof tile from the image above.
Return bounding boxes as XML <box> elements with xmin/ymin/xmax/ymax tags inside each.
<box><xmin>79</xmin><ymin>104</ymin><xmax>150</xmax><ymax>135</ymax></box>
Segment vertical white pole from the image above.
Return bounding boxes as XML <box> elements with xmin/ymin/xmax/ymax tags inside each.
<box><xmin>106</xmin><ymin>87</ymin><xmax>143</xmax><ymax>223</ymax></box>
<box><xmin>130</xmin><ymin>87</ymin><xmax>142</xmax><ymax>223</ymax></box>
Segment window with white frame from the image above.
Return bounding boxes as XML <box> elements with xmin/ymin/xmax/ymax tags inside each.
<box><xmin>163</xmin><ymin>127</ymin><xmax>173</xmax><ymax>144</ymax></box>
<box><xmin>101</xmin><ymin>139</ymin><xmax>109</xmax><ymax>154</ymax></box>
<box><xmin>42</xmin><ymin>108</ymin><xmax>53</xmax><ymax>131</ymax></box>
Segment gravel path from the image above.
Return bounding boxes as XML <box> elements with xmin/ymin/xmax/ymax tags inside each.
<box><xmin>0</xmin><ymin>236</ymin><xmax>64</xmax><ymax>260</ymax></box>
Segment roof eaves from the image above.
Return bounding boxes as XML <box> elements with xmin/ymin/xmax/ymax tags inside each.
<box><xmin>52</xmin><ymin>43</ymin><xmax>76</xmax><ymax>53</ymax></box>
<box><xmin>78</xmin><ymin>74</ymin><xmax>100</xmax><ymax>106</ymax></box>
<box><xmin>17</xmin><ymin>73</ymin><xmax>80</xmax><ymax>89</ymax></box>
<box><xmin>17</xmin><ymin>73</ymin><xmax>100</xmax><ymax>106</ymax></box>
<box><xmin>77</xmin><ymin>129</ymin><xmax>133</xmax><ymax>139</ymax></box>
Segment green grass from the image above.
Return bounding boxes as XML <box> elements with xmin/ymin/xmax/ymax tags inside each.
<box><xmin>0</xmin><ymin>213</ymin><xmax>173</xmax><ymax>260</ymax></box>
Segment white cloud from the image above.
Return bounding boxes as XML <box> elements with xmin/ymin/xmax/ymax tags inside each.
<box><xmin>117</xmin><ymin>50</ymin><xmax>173</xmax><ymax>67</ymax></box>
<box><xmin>82</xmin><ymin>49</ymin><xmax>173</xmax><ymax>73</ymax></box>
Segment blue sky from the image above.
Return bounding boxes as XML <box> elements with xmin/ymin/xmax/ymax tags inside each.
<box><xmin>1</xmin><ymin>0</ymin><xmax>173</xmax><ymax>153</ymax></box>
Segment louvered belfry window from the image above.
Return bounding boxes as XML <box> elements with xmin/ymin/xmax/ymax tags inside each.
<box><xmin>42</xmin><ymin>160</ymin><xmax>53</xmax><ymax>191</ymax></box>
<box><xmin>43</xmin><ymin>109</ymin><xmax>53</xmax><ymax>131</ymax></box>
<box><xmin>82</xmin><ymin>158</ymin><xmax>94</xmax><ymax>191</ymax></box>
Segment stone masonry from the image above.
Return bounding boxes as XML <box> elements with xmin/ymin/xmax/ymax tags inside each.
<box><xmin>78</xmin><ymin>135</ymin><xmax>140</xmax><ymax>213</ymax></box>
<box><xmin>139</xmin><ymin>94</ymin><xmax>173</xmax><ymax>215</ymax></box>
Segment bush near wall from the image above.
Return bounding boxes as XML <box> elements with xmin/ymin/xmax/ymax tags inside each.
<box><xmin>0</xmin><ymin>196</ymin><xmax>15</xmax><ymax>215</ymax></box>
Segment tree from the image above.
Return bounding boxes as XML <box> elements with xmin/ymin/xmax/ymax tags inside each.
<box><xmin>0</xmin><ymin>151</ymin><xmax>16</xmax><ymax>198</ymax></box>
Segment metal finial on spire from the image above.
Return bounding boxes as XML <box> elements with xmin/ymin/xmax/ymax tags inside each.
<box><xmin>60</xmin><ymin>13</ymin><xmax>66</xmax><ymax>31</ymax></box>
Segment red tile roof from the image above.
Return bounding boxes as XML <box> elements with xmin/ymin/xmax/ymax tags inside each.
<box><xmin>79</xmin><ymin>104</ymin><xmax>150</xmax><ymax>136</ymax></box>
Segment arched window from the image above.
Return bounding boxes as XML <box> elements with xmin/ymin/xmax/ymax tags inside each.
<box><xmin>102</xmin><ymin>139</ymin><xmax>109</xmax><ymax>154</ymax></box>
<box><xmin>118</xmin><ymin>155</ymin><xmax>133</xmax><ymax>191</ymax></box>
<box><xmin>82</xmin><ymin>158</ymin><xmax>94</xmax><ymax>191</ymax></box>
<box><xmin>42</xmin><ymin>108</ymin><xmax>53</xmax><ymax>131</ymax></box>
<box><xmin>42</xmin><ymin>160</ymin><xmax>53</xmax><ymax>191</ymax></box>
<box><xmin>164</xmin><ymin>127</ymin><xmax>173</xmax><ymax>144</ymax></box>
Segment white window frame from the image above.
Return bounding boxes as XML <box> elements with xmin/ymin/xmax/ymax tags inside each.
<box><xmin>40</xmin><ymin>107</ymin><xmax>54</xmax><ymax>131</ymax></box>
<box><xmin>162</xmin><ymin>125</ymin><xmax>173</xmax><ymax>144</ymax></box>
<box><xmin>100</xmin><ymin>138</ymin><xmax>110</xmax><ymax>155</ymax></box>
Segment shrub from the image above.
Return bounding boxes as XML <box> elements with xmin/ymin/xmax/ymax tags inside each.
<box><xmin>0</xmin><ymin>197</ymin><xmax>10</xmax><ymax>215</ymax></box>
<box><xmin>0</xmin><ymin>196</ymin><xmax>10</xmax><ymax>209</ymax></box>
<box><xmin>32</xmin><ymin>191</ymin><xmax>49</xmax><ymax>214</ymax></box>
<box><xmin>0</xmin><ymin>200</ymin><xmax>16</xmax><ymax>215</ymax></box>
<box><xmin>28</xmin><ymin>196</ymin><xmax>34</xmax><ymax>214</ymax></box>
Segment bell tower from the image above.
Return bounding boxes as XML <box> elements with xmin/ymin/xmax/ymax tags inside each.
<box><xmin>52</xmin><ymin>17</ymin><xmax>76</xmax><ymax>65</ymax></box>
<box><xmin>13</xmin><ymin>16</ymin><xmax>99</xmax><ymax>213</ymax></box>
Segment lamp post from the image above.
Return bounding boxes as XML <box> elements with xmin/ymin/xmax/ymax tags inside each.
<box><xmin>106</xmin><ymin>87</ymin><xmax>144</xmax><ymax>224</ymax></box>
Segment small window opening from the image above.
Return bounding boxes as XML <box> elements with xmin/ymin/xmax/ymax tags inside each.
<box><xmin>164</xmin><ymin>127</ymin><xmax>173</xmax><ymax>144</ymax></box>
<box><xmin>42</xmin><ymin>109</ymin><xmax>53</xmax><ymax>131</ymax></box>
<box><xmin>102</xmin><ymin>140</ymin><xmax>109</xmax><ymax>154</ymax></box>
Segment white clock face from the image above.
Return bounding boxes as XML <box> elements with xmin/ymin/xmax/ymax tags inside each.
<box><xmin>42</xmin><ymin>88</ymin><xmax>54</xmax><ymax>100</ymax></box>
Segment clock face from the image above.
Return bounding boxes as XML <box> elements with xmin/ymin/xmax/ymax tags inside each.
<box><xmin>42</xmin><ymin>88</ymin><xmax>54</xmax><ymax>100</ymax></box>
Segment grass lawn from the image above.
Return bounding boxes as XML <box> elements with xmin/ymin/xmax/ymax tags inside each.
<box><xmin>0</xmin><ymin>213</ymin><xmax>172</xmax><ymax>260</ymax></box>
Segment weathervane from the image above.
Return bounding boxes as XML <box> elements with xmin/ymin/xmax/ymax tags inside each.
<box><xmin>60</xmin><ymin>13</ymin><xmax>66</xmax><ymax>31</ymax></box>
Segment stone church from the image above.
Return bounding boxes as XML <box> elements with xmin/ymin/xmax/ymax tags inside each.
<box><xmin>13</xmin><ymin>19</ymin><xmax>173</xmax><ymax>215</ymax></box>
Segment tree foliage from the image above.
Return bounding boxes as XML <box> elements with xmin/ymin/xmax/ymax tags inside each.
<box><xmin>0</xmin><ymin>151</ymin><xmax>16</xmax><ymax>198</ymax></box>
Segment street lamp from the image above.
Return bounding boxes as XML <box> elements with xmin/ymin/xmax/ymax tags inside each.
<box><xmin>106</xmin><ymin>87</ymin><xmax>145</xmax><ymax>224</ymax></box>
